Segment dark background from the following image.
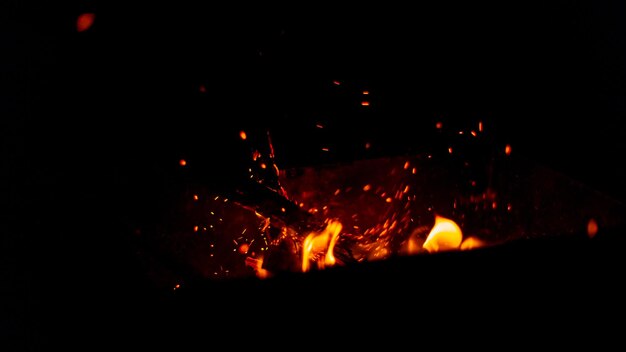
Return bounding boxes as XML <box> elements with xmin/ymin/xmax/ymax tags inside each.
<box><xmin>3</xmin><ymin>0</ymin><xmax>626</xmax><ymax>347</ymax></box>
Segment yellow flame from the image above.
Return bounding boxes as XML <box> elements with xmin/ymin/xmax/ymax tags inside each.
<box><xmin>302</xmin><ymin>220</ymin><xmax>342</xmax><ymax>272</ymax></box>
<box><xmin>422</xmin><ymin>215</ymin><xmax>463</xmax><ymax>252</ymax></box>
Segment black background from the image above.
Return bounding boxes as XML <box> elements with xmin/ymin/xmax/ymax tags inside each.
<box><xmin>3</xmin><ymin>0</ymin><xmax>626</xmax><ymax>347</ymax></box>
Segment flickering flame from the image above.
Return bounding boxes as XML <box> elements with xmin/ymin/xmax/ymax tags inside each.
<box><xmin>460</xmin><ymin>237</ymin><xmax>485</xmax><ymax>250</ymax></box>
<box><xmin>422</xmin><ymin>215</ymin><xmax>463</xmax><ymax>252</ymax></box>
<box><xmin>302</xmin><ymin>220</ymin><xmax>343</xmax><ymax>272</ymax></box>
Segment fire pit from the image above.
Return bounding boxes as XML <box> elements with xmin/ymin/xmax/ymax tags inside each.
<box><xmin>130</xmin><ymin>119</ymin><xmax>625</xmax><ymax>292</ymax></box>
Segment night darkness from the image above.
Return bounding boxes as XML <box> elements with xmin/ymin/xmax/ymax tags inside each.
<box><xmin>3</xmin><ymin>1</ymin><xmax>626</xmax><ymax>347</ymax></box>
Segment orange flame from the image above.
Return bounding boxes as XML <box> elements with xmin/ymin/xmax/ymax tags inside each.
<box><xmin>302</xmin><ymin>220</ymin><xmax>342</xmax><ymax>272</ymax></box>
<box><xmin>460</xmin><ymin>236</ymin><xmax>485</xmax><ymax>250</ymax></box>
<box><xmin>422</xmin><ymin>215</ymin><xmax>463</xmax><ymax>252</ymax></box>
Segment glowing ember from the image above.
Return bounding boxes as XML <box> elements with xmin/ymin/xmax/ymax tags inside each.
<box><xmin>179</xmin><ymin>159</ymin><xmax>187</xmax><ymax>167</ymax></box>
<box><xmin>76</xmin><ymin>13</ymin><xmax>95</xmax><ymax>32</ymax></box>
<box><xmin>422</xmin><ymin>215</ymin><xmax>463</xmax><ymax>253</ymax></box>
<box><xmin>363</xmin><ymin>91</ymin><xmax>369</xmax><ymax>95</ymax></box>
<box><xmin>436</xmin><ymin>122</ymin><xmax>443</xmax><ymax>129</ymax></box>
<box><xmin>238</xmin><ymin>243</ymin><xmax>250</xmax><ymax>254</ymax></box>
<box><xmin>505</xmin><ymin>144</ymin><xmax>512</xmax><ymax>155</ymax></box>
<box><xmin>478</xmin><ymin>121</ymin><xmax>483</xmax><ymax>132</ymax></box>
<box><xmin>302</xmin><ymin>220</ymin><xmax>342</xmax><ymax>272</ymax></box>
<box><xmin>240</xmin><ymin>131</ymin><xmax>247</xmax><ymax>140</ymax></box>
<box><xmin>361</xmin><ymin>101</ymin><xmax>370</xmax><ymax>106</ymax></box>
<box><xmin>587</xmin><ymin>218</ymin><xmax>599</xmax><ymax>238</ymax></box>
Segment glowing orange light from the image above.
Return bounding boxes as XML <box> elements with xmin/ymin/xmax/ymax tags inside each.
<box><xmin>76</xmin><ymin>13</ymin><xmax>95</xmax><ymax>32</ymax></box>
<box><xmin>436</xmin><ymin>122</ymin><xmax>443</xmax><ymax>129</ymax></box>
<box><xmin>478</xmin><ymin>121</ymin><xmax>483</xmax><ymax>132</ymax></box>
<box><xmin>507</xmin><ymin>203</ymin><xmax>512</xmax><ymax>211</ymax></box>
<box><xmin>385</xmin><ymin>197</ymin><xmax>393</xmax><ymax>203</ymax></box>
<box><xmin>422</xmin><ymin>215</ymin><xmax>463</xmax><ymax>253</ymax></box>
<box><xmin>363</xmin><ymin>184</ymin><xmax>372</xmax><ymax>191</ymax></box>
<box><xmin>587</xmin><ymin>218</ymin><xmax>599</xmax><ymax>238</ymax></box>
<box><xmin>470</xmin><ymin>131</ymin><xmax>477</xmax><ymax>137</ymax></box>
<box><xmin>412</xmin><ymin>168</ymin><xmax>417</xmax><ymax>174</ymax></box>
<box><xmin>460</xmin><ymin>237</ymin><xmax>485</xmax><ymax>250</ymax></box>
<box><xmin>193</xmin><ymin>226</ymin><xmax>199</xmax><ymax>232</ymax></box>
<box><xmin>173</xmin><ymin>284</ymin><xmax>180</xmax><ymax>291</ymax></box>
<box><xmin>179</xmin><ymin>159</ymin><xmax>187</xmax><ymax>166</ymax></box>
<box><xmin>280</xmin><ymin>207</ymin><xmax>286</xmax><ymax>213</ymax></box>
<box><xmin>193</xmin><ymin>194</ymin><xmax>199</xmax><ymax>201</ymax></box>
<box><xmin>260</xmin><ymin>163</ymin><xmax>267</xmax><ymax>169</ymax></box>
<box><xmin>448</xmin><ymin>147</ymin><xmax>453</xmax><ymax>154</ymax></box>
<box><xmin>505</xmin><ymin>144</ymin><xmax>511</xmax><ymax>155</ymax></box>
<box><xmin>302</xmin><ymin>221</ymin><xmax>342</xmax><ymax>272</ymax></box>
<box><xmin>245</xmin><ymin>257</ymin><xmax>270</xmax><ymax>279</ymax></box>
<box><xmin>240</xmin><ymin>131</ymin><xmax>247</xmax><ymax>140</ymax></box>
<box><xmin>403</xmin><ymin>161</ymin><xmax>410</xmax><ymax>170</ymax></box>
<box><xmin>238</xmin><ymin>243</ymin><xmax>250</xmax><ymax>254</ymax></box>
<box><xmin>363</xmin><ymin>90</ymin><xmax>369</xmax><ymax>95</ymax></box>
<box><xmin>361</xmin><ymin>101</ymin><xmax>370</xmax><ymax>106</ymax></box>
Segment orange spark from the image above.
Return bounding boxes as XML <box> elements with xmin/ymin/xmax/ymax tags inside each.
<box><xmin>363</xmin><ymin>184</ymin><xmax>372</xmax><ymax>191</ymax></box>
<box><xmin>193</xmin><ymin>226</ymin><xmax>198</xmax><ymax>232</ymax></box>
<box><xmin>505</xmin><ymin>144</ymin><xmax>512</xmax><ymax>155</ymax></box>
<box><xmin>385</xmin><ymin>197</ymin><xmax>393</xmax><ymax>203</ymax></box>
<box><xmin>193</xmin><ymin>194</ymin><xmax>199</xmax><ymax>201</ymax></box>
<box><xmin>260</xmin><ymin>163</ymin><xmax>267</xmax><ymax>169</ymax></box>
<box><xmin>412</xmin><ymin>167</ymin><xmax>417</xmax><ymax>174</ymax></box>
<box><xmin>238</xmin><ymin>243</ymin><xmax>250</xmax><ymax>255</ymax></box>
<box><xmin>403</xmin><ymin>161</ymin><xmax>410</xmax><ymax>170</ymax></box>
<box><xmin>76</xmin><ymin>13</ymin><xmax>95</xmax><ymax>32</ymax></box>
<box><xmin>239</xmin><ymin>131</ymin><xmax>247</xmax><ymax>140</ymax></box>
<box><xmin>179</xmin><ymin>159</ymin><xmax>187</xmax><ymax>166</ymax></box>
<box><xmin>471</xmin><ymin>130</ymin><xmax>477</xmax><ymax>137</ymax></box>
<box><xmin>478</xmin><ymin>121</ymin><xmax>483</xmax><ymax>132</ymax></box>
<box><xmin>448</xmin><ymin>147</ymin><xmax>453</xmax><ymax>154</ymax></box>
<box><xmin>361</xmin><ymin>101</ymin><xmax>370</xmax><ymax>106</ymax></box>
<box><xmin>363</xmin><ymin>90</ymin><xmax>369</xmax><ymax>95</ymax></box>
